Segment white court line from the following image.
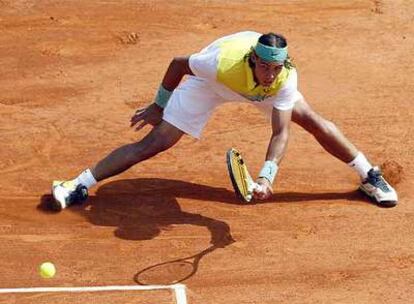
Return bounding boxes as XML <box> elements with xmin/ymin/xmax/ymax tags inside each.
<box><xmin>0</xmin><ymin>284</ymin><xmax>187</xmax><ymax>304</ymax></box>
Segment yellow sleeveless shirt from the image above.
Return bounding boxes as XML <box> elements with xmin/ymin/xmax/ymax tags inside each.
<box><xmin>216</xmin><ymin>34</ymin><xmax>290</xmax><ymax>102</ymax></box>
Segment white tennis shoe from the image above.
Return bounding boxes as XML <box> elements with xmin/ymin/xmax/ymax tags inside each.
<box><xmin>359</xmin><ymin>167</ymin><xmax>398</xmax><ymax>207</ymax></box>
<box><xmin>51</xmin><ymin>180</ymin><xmax>88</xmax><ymax>211</ymax></box>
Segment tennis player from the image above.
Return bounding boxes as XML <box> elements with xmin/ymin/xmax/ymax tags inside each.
<box><xmin>51</xmin><ymin>31</ymin><xmax>398</xmax><ymax>210</ymax></box>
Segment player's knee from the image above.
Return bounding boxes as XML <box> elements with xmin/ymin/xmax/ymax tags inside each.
<box><xmin>128</xmin><ymin>123</ymin><xmax>183</xmax><ymax>163</ymax></box>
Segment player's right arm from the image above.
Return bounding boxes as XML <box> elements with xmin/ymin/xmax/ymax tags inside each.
<box><xmin>130</xmin><ymin>56</ymin><xmax>194</xmax><ymax>131</ymax></box>
<box><xmin>253</xmin><ymin>107</ymin><xmax>293</xmax><ymax>200</ymax></box>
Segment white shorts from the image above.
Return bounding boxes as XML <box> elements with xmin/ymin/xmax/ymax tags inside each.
<box><xmin>163</xmin><ymin>76</ymin><xmax>302</xmax><ymax>139</ymax></box>
<box><xmin>163</xmin><ymin>76</ymin><xmax>226</xmax><ymax>139</ymax></box>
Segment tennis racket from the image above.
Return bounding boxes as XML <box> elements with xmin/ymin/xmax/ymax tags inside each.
<box><xmin>226</xmin><ymin>148</ymin><xmax>263</xmax><ymax>203</ymax></box>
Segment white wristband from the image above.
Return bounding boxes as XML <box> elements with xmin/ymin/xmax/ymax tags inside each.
<box><xmin>258</xmin><ymin>160</ymin><xmax>278</xmax><ymax>184</ymax></box>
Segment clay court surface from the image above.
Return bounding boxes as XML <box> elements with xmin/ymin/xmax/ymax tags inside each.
<box><xmin>0</xmin><ymin>0</ymin><xmax>413</xmax><ymax>303</ymax></box>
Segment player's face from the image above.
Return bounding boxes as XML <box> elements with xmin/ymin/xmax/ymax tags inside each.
<box><xmin>253</xmin><ymin>54</ymin><xmax>284</xmax><ymax>87</ymax></box>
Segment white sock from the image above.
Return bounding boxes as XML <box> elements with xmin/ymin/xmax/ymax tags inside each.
<box><xmin>347</xmin><ymin>152</ymin><xmax>373</xmax><ymax>180</ymax></box>
<box><xmin>74</xmin><ymin>169</ymin><xmax>97</xmax><ymax>189</ymax></box>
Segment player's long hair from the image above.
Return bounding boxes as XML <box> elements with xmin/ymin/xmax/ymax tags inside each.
<box><xmin>246</xmin><ymin>32</ymin><xmax>295</xmax><ymax>69</ymax></box>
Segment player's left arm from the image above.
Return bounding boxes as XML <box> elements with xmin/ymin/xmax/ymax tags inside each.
<box><xmin>254</xmin><ymin>107</ymin><xmax>292</xmax><ymax>200</ymax></box>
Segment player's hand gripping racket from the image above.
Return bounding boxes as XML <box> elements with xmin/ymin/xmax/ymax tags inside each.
<box><xmin>226</xmin><ymin>148</ymin><xmax>263</xmax><ymax>203</ymax></box>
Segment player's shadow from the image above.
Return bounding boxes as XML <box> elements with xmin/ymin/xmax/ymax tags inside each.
<box><xmin>69</xmin><ymin>179</ymin><xmax>238</xmax><ymax>245</ymax></box>
<box><xmin>38</xmin><ymin>178</ymin><xmax>236</xmax><ymax>284</ymax></box>
<box><xmin>37</xmin><ymin>178</ymin><xmax>369</xmax><ymax>283</ymax></box>
<box><xmin>38</xmin><ymin>178</ymin><xmax>370</xmax><ymax>241</ymax></box>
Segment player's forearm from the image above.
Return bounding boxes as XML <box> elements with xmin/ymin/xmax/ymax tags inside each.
<box><xmin>255</xmin><ymin>130</ymin><xmax>288</xmax><ymax>185</ymax></box>
<box><xmin>256</xmin><ymin>129</ymin><xmax>288</xmax><ymax>185</ymax></box>
<box><xmin>257</xmin><ymin>108</ymin><xmax>291</xmax><ymax>185</ymax></box>
<box><xmin>266</xmin><ymin>128</ymin><xmax>289</xmax><ymax>164</ymax></box>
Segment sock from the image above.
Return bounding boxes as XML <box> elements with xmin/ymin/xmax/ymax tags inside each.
<box><xmin>347</xmin><ymin>152</ymin><xmax>373</xmax><ymax>180</ymax></box>
<box><xmin>74</xmin><ymin>169</ymin><xmax>97</xmax><ymax>189</ymax></box>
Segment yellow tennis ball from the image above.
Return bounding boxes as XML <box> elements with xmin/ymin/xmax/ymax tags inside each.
<box><xmin>39</xmin><ymin>262</ymin><xmax>56</xmax><ymax>279</ymax></box>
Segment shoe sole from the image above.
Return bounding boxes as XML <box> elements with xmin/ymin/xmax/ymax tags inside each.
<box><xmin>358</xmin><ymin>186</ymin><xmax>397</xmax><ymax>208</ymax></box>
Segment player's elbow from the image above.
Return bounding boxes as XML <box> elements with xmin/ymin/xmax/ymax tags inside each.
<box><xmin>171</xmin><ymin>56</ymin><xmax>193</xmax><ymax>76</ymax></box>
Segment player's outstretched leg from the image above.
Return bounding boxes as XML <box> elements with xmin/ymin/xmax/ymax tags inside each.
<box><xmin>292</xmin><ymin>96</ymin><xmax>398</xmax><ymax>207</ymax></box>
<box><xmin>51</xmin><ymin>121</ymin><xmax>184</xmax><ymax>211</ymax></box>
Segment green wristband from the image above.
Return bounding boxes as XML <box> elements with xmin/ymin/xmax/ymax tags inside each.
<box><xmin>154</xmin><ymin>85</ymin><xmax>173</xmax><ymax>109</ymax></box>
<box><xmin>258</xmin><ymin>160</ymin><xmax>279</xmax><ymax>184</ymax></box>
